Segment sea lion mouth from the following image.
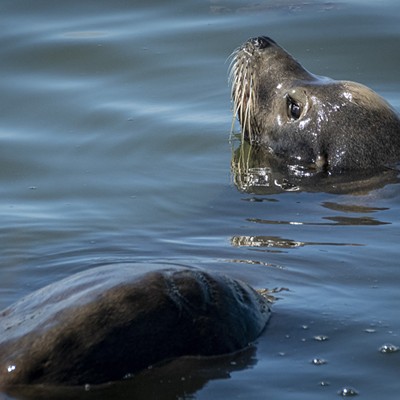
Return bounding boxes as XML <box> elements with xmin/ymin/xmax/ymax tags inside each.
<box><xmin>229</xmin><ymin>37</ymin><xmax>277</xmax><ymax>144</ymax></box>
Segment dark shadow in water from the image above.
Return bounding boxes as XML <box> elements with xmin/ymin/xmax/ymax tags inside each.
<box><xmin>231</xmin><ymin>141</ymin><xmax>400</xmax><ymax>195</ymax></box>
<box><xmin>247</xmin><ymin>216</ymin><xmax>390</xmax><ymax>227</ymax></box>
<box><xmin>4</xmin><ymin>347</ymin><xmax>257</xmax><ymax>400</ymax></box>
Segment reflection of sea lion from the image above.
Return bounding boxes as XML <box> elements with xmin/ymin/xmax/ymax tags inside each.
<box><xmin>231</xmin><ymin>140</ymin><xmax>400</xmax><ymax>195</ymax></box>
<box><xmin>230</xmin><ymin>36</ymin><xmax>400</xmax><ymax>171</ymax></box>
<box><xmin>7</xmin><ymin>348</ymin><xmax>258</xmax><ymax>400</ymax></box>
<box><xmin>0</xmin><ymin>264</ymin><xmax>270</xmax><ymax>386</ymax></box>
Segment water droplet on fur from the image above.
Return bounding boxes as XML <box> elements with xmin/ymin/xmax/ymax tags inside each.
<box><xmin>338</xmin><ymin>387</ymin><xmax>359</xmax><ymax>396</ymax></box>
<box><xmin>379</xmin><ymin>343</ymin><xmax>399</xmax><ymax>354</ymax></box>
<box><xmin>7</xmin><ymin>365</ymin><xmax>16</xmax><ymax>373</ymax></box>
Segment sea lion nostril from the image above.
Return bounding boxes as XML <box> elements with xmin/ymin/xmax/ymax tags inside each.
<box><xmin>248</xmin><ymin>36</ymin><xmax>276</xmax><ymax>49</ymax></box>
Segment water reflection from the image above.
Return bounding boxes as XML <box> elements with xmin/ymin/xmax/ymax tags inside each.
<box><xmin>231</xmin><ymin>235</ymin><xmax>363</xmax><ymax>250</ymax></box>
<box><xmin>321</xmin><ymin>202</ymin><xmax>389</xmax><ymax>213</ymax></box>
<box><xmin>231</xmin><ymin>141</ymin><xmax>400</xmax><ymax>195</ymax></box>
<box><xmin>6</xmin><ymin>348</ymin><xmax>258</xmax><ymax>400</ymax></box>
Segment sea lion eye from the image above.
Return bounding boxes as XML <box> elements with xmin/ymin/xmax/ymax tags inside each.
<box><xmin>287</xmin><ymin>96</ymin><xmax>302</xmax><ymax>120</ymax></box>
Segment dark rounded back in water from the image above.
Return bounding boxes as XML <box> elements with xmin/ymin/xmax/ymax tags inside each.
<box><xmin>0</xmin><ymin>264</ymin><xmax>270</xmax><ymax>386</ymax></box>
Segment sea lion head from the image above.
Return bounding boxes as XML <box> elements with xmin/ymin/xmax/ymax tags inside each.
<box><xmin>229</xmin><ymin>36</ymin><xmax>400</xmax><ymax>171</ymax></box>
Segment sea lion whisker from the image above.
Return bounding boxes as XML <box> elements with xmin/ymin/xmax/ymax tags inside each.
<box><xmin>230</xmin><ymin>104</ymin><xmax>240</xmax><ymax>136</ymax></box>
<box><xmin>233</xmin><ymin>60</ymin><xmax>255</xmax><ymax>142</ymax></box>
<box><xmin>230</xmin><ymin>66</ymin><xmax>242</xmax><ymax>101</ymax></box>
<box><xmin>238</xmin><ymin>55</ymin><xmax>256</xmax><ymax>140</ymax></box>
<box><xmin>227</xmin><ymin>51</ymin><xmax>239</xmax><ymax>83</ymax></box>
<box><xmin>245</xmin><ymin>74</ymin><xmax>254</xmax><ymax>141</ymax></box>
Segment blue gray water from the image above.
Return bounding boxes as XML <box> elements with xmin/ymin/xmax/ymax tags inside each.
<box><xmin>1</xmin><ymin>1</ymin><xmax>399</xmax><ymax>399</ymax></box>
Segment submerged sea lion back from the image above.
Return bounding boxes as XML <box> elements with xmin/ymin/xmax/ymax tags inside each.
<box><xmin>0</xmin><ymin>264</ymin><xmax>270</xmax><ymax>386</ymax></box>
<box><xmin>230</xmin><ymin>36</ymin><xmax>400</xmax><ymax>171</ymax></box>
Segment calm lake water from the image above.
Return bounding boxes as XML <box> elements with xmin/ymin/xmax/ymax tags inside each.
<box><xmin>1</xmin><ymin>0</ymin><xmax>399</xmax><ymax>399</ymax></box>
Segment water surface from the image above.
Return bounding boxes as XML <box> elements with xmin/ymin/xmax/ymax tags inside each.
<box><xmin>0</xmin><ymin>1</ymin><xmax>399</xmax><ymax>399</ymax></box>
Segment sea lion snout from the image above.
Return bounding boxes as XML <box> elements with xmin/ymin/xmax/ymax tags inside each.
<box><xmin>247</xmin><ymin>36</ymin><xmax>276</xmax><ymax>50</ymax></box>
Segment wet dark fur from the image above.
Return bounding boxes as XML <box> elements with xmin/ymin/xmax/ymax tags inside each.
<box><xmin>0</xmin><ymin>264</ymin><xmax>270</xmax><ymax>386</ymax></box>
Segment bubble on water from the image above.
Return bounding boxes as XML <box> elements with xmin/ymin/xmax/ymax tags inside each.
<box><xmin>84</xmin><ymin>384</ymin><xmax>91</xmax><ymax>391</ymax></box>
<box><xmin>311</xmin><ymin>358</ymin><xmax>327</xmax><ymax>365</ymax></box>
<box><xmin>338</xmin><ymin>387</ymin><xmax>359</xmax><ymax>396</ymax></box>
<box><xmin>314</xmin><ymin>335</ymin><xmax>329</xmax><ymax>341</ymax></box>
<box><xmin>364</xmin><ymin>328</ymin><xmax>376</xmax><ymax>333</ymax></box>
<box><xmin>320</xmin><ymin>381</ymin><xmax>330</xmax><ymax>386</ymax></box>
<box><xmin>379</xmin><ymin>343</ymin><xmax>399</xmax><ymax>354</ymax></box>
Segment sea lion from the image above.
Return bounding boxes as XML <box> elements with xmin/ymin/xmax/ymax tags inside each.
<box><xmin>0</xmin><ymin>264</ymin><xmax>270</xmax><ymax>387</ymax></box>
<box><xmin>230</xmin><ymin>36</ymin><xmax>400</xmax><ymax>171</ymax></box>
